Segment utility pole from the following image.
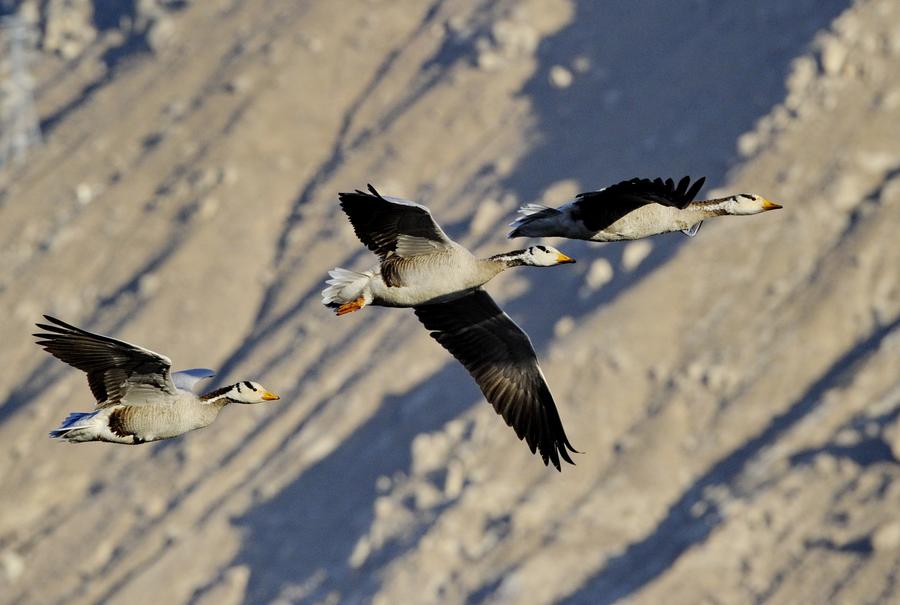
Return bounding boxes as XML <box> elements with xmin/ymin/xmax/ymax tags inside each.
<box><xmin>0</xmin><ymin>15</ymin><xmax>42</xmax><ymax>172</ymax></box>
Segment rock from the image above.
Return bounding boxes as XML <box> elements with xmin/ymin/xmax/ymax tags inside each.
<box><xmin>1</xmin><ymin>549</ymin><xmax>24</xmax><ymax>582</ymax></box>
<box><xmin>75</xmin><ymin>183</ymin><xmax>95</xmax><ymax>205</ymax></box>
<box><xmin>622</xmin><ymin>240</ymin><xmax>653</xmax><ymax>272</ymax></box>
<box><xmin>820</xmin><ymin>35</ymin><xmax>848</xmax><ymax>76</ymax></box>
<box><xmin>146</xmin><ymin>15</ymin><xmax>176</xmax><ymax>52</ymax></box>
<box><xmin>476</xmin><ymin>49</ymin><xmax>502</xmax><ymax>71</ymax></box>
<box><xmin>882</xmin><ymin>416</ymin><xmax>900</xmax><ymax>461</ymax></box>
<box><xmin>584</xmin><ymin>258</ymin><xmax>614</xmax><ymax>290</ymax></box>
<box><xmin>411</xmin><ymin>431</ymin><xmax>452</xmax><ymax>475</ymax></box>
<box><xmin>737</xmin><ymin>131</ymin><xmax>762</xmax><ymax>158</ymax></box>
<box><xmin>414</xmin><ymin>481</ymin><xmax>443</xmax><ymax>510</ymax></box>
<box><xmin>41</xmin><ymin>0</ymin><xmax>96</xmax><ymax>59</ymax></box>
<box><xmin>470</xmin><ymin>197</ymin><xmax>504</xmax><ymax>235</ymax></box>
<box><xmin>572</xmin><ymin>55</ymin><xmax>591</xmax><ymax>74</ymax></box>
<box><xmin>554</xmin><ymin>315</ymin><xmax>575</xmax><ymax>338</ymax></box>
<box><xmin>138</xmin><ymin>272</ymin><xmax>161</xmax><ymax>297</ymax></box>
<box><xmin>785</xmin><ymin>56</ymin><xmax>818</xmax><ymax>108</ymax></box>
<box><xmin>491</xmin><ymin>19</ymin><xmax>537</xmax><ymax>59</ymax></box>
<box><xmin>549</xmin><ymin>65</ymin><xmax>573</xmax><ymax>89</ymax></box>
<box><xmin>444</xmin><ymin>460</ymin><xmax>465</xmax><ymax>499</ymax></box>
<box><xmin>872</xmin><ymin>522</ymin><xmax>900</xmax><ymax>552</ymax></box>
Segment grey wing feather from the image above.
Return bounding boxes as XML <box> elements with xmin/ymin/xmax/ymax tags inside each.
<box><xmin>337</xmin><ymin>185</ymin><xmax>453</xmax><ymax>259</ymax></box>
<box><xmin>172</xmin><ymin>368</ymin><xmax>216</xmax><ymax>392</ymax></box>
<box><xmin>413</xmin><ymin>290</ymin><xmax>577</xmax><ymax>470</ymax></box>
<box><xmin>34</xmin><ymin>315</ymin><xmax>177</xmax><ymax>408</ymax></box>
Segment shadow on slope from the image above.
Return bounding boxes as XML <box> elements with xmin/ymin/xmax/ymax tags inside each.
<box><xmin>222</xmin><ymin>363</ymin><xmax>482</xmax><ymax>605</ymax></box>
<box><xmin>558</xmin><ymin>316</ymin><xmax>900</xmax><ymax>605</ymax></box>
<box><xmin>506</xmin><ymin>0</ymin><xmax>850</xmax><ymax>197</ymax></box>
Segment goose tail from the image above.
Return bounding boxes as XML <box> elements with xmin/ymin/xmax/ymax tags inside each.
<box><xmin>507</xmin><ymin>204</ymin><xmax>562</xmax><ymax>238</ymax></box>
<box><xmin>322</xmin><ymin>268</ymin><xmax>372</xmax><ymax>314</ymax></box>
<box><xmin>49</xmin><ymin>411</ymin><xmax>102</xmax><ymax>442</ymax></box>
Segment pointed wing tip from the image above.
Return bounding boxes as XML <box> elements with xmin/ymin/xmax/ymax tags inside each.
<box><xmin>35</xmin><ymin>321</ymin><xmax>62</xmax><ymax>333</ymax></box>
<box><xmin>551</xmin><ymin>446</ymin><xmax>580</xmax><ymax>471</ymax></box>
<box><xmin>338</xmin><ymin>185</ymin><xmax>384</xmax><ymax>201</ymax></box>
<box><xmin>40</xmin><ymin>315</ymin><xmax>69</xmax><ymax>328</ymax></box>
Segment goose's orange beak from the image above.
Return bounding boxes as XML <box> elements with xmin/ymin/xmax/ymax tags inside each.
<box><xmin>262</xmin><ymin>391</ymin><xmax>280</xmax><ymax>401</ymax></box>
<box><xmin>556</xmin><ymin>252</ymin><xmax>576</xmax><ymax>264</ymax></box>
<box><xmin>762</xmin><ymin>198</ymin><xmax>783</xmax><ymax>211</ymax></box>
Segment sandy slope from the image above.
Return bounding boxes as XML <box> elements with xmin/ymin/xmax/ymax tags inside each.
<box><xmin>1</xmin><ymin>0</ymin><xmax>898</xmax><ymax>603</ymax></box>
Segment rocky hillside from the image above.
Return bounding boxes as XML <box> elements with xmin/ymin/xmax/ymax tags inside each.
<box><xmin>1</xmin><ymin>0</ymin><xmax>898</xmax><ymax>603</ymax></box>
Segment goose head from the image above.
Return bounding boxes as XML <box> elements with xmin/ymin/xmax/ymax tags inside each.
<box><xmin>490</xmin><ymin>245</ymin><xmax>575</xmax><ymax>268</ymax></box>
<box><xmin>523</xmin><ymin>245</ymin><xmax>576</xmax><ymax>266</ymax></box>
<box><xmin>721</xmin><ymin>193</ymin><xmax>782</xmax><ymax>215</ymax></box>
<box><xmin>225</xmin><ymin>381</ymin><xmax>280</xmax><ymax>404</ymax></box>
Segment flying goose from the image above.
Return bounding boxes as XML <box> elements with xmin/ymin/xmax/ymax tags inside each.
<box><xmin>508</xmin><ymin>176</ymin><xmax>782</xmax><ymax>241</ymax></box>
<box><xmin>322</xmin><ymin>185</ymin><xmax>578</xmax><ymax>470</ymax></box>
<box><xmin>35</xmin><ymin>315</ymin><xmax>279</xmax><ymax>444</ymax></box>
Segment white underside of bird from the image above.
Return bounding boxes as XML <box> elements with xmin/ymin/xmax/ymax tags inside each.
<box><xmin>50</xmin><ymin>389</ymin><xmax>226</xmax><ymax>444</ymax></box>
<box><xmin>514</xmin><ymin>202</ymin><xmax>710</xmax><ymax>241</ymax></box>
<box><xmin>323</xmin><ymin>240</ymin><xmax>497</xmax><ymax>310</ymax></box>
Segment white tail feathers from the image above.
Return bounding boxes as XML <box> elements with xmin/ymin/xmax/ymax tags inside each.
<box><xmin>516</xmin><ymin>203</ymin><xmax>555</xmax><ymax>218</ymax></box>
<box><xmin>507</xmin><ymin>204</ymin><xmax>562</xmax><ymax>238</ymax></box>
<box><xmin>49</xmin><ymin>411</ymin><xmax>101</xmax><ymax>441</ymax></box>
<box><xmin>321</xmin><ymin>268</ymin><xmax>371</xmax><ymax>306</ymax></box>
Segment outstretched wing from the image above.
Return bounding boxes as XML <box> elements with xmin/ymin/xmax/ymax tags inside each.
<box><xmin>172</xmin><ymin>368</ymin><xmax>216</xmax><ymax>393</ymax></box>
<box><xmin>414</xmin><ymin>290</ymin><xmax>577</xmax><ymax>470</ymax></box>
<box><xmin>573</xmin><ymin>176</ymin><xmax>706</xmax><ymax>231</ymax></box>
<box><xmin>34</xmin><ymin>315</ymin><xmax>177</xmax><ymax>408</ymax></box>
<box><xmin>337</xmin><ymin>184</ymin><xmax>454</xmax><ymax>260</ymax></box>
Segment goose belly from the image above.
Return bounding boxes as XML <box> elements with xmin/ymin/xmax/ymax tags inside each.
<box><xmin>590</xmin><ymin>205</ymin><xmax>696</xmax><ymax>241</ymax></box>
<box><xmin>370</xmin><ymin>257</ymin><xmax>485</xmax><ymax>307</ymax></box>
<box><xmin>108</xmin><ymin>403</ymin><xmax>219</xmax><ymax>442</ymax></box>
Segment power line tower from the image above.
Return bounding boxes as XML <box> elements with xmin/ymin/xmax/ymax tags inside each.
<box><xmin>0</xmin><ymin>15</ymin><xmax>42</xmax><ymax>172</ymax></box>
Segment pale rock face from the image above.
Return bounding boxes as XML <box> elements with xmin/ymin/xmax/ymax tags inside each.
<box><xmin>2</xmin><ymin>0</ymin><xmax>900</xmax><ymax>604</ymax></box>
<box><xmin>41</xmin><ymin>0</ymin><xmax>96</xmax><ymax>59</ymax></box>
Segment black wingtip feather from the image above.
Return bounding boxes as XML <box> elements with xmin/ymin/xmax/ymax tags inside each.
<box><xmin>686</xmin><ymin>176</ymin><xmax>706</xmax><ymax>202</ymax></box>
<box><xmin>41</xmin><ymin>315</ymin><xmax>77</xmax><ymax>331</ymax></box>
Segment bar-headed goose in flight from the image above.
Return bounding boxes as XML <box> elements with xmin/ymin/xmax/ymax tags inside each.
<box><xmin>35</xmin><ymin>315</ymin><xmax>279</xmax><ymax>444</ymax></box>
<box><xmin>322</xmin><ymin>185</ymin><xmax>578</xmax><ymax>470</ymax></box>
<box><xmin>508</xmin><ymin>176</ymin><xmax>782</xmax><ymax>241</ymax></box>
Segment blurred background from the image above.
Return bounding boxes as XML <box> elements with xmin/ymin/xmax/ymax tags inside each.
<box><xmin>1</xmin><ymin>1</ymin><xmax>898</xmax><ymax>603</ymax></box>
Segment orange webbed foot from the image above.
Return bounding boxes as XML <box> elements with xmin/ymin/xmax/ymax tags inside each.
<box><xmin>336</xmin><ymin>297</ymin><xmax>366</xmax><ymax>316</ymax></box>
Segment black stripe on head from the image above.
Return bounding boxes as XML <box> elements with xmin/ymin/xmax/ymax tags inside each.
<box><xmin>739</xmin><ymin>193</ymin><xmax>754</xmax><ymax>200</ymax></box>
<box><xmin>200</xmin><ymin>384</ymin><xmax>235</xmax><ymax>401</ymax></box>
<box><xmin>244</xmin><ymin>381</ymin><xmax>257</xmax><ymax>391</ymax></box>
